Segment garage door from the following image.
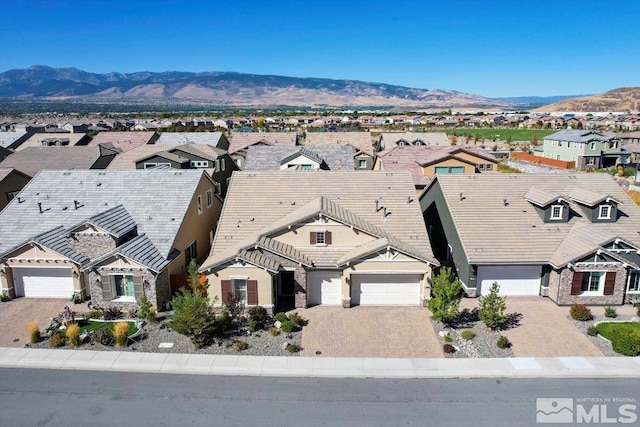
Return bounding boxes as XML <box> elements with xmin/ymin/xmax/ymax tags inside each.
<box><xmin>477</xmin><ymin>265</ymin><xmax>541</xmax><ymax>296</ymax></box>
<box><xmin>351</xmin><ymin>274</ymin><xmax>422</xmax><ymax>306</ymax></box>
<box><xmin>307</xmin><ymin>271</ymin><xmax>342</xmax><ymax>306</ymax></box>
<box><xmin>13</xmin><ymin>267</ymin><xmax>74</xmax><ymax>298</ymax></box>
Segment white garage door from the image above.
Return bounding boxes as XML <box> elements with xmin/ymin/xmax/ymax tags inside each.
<box><xmin>307</xmin><ymin>271</ymin><xmax>342</xmax><ymax>306</ymax></box>
<box><xmin>13</xmin><ymin>267</ymin><xmax>75</xmax><ymax>298</ymax></box>
<box><xmin>351</xmin><ymin>274</ymin><xmax>422</xmax><ymax>306</ymax></box>
<box><xmin>477</xmin><ymin>265</ymin><xmax>541</xmax><ymax>296</ymax></box>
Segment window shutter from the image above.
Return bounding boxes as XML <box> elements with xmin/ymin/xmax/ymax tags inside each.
<box><xmin>310</xmin><ymin>232</ymin><xmax>317</xmax><ymax>245</ymax></box>
<box><xmin>570</xmin><ymin>272</ymin><xmax>582</xmax><ymax>295</ymax></box>
<box><xmin>101</xmin><ymin>275</ymin><xmax>112</xmax><ymax>301</ymax></box>
<box><xmin>133</xmin><ymin>276</ymin><xmax>144</xmax><ymax>299</ymax></box>
<box><xmin>221</xmin><ymin>280</ymin><xmax>232</xmax><ymax>304</ymax></box>
<box><xmin>325</xmin><ymin>231</ymin><xmax>332</xmax><ymax>245</ymax></box>
<box><xmin>603</xmin><ymin>272</ymin><xmax>616</xmax><ymax>295</ymax></box>
<box><xmin>247</xmin><ymin>280</ymin><xmax>258</xmax><ymax>305</ymax></box>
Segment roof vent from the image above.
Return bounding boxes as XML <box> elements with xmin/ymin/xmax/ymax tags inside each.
<box><xmin>503</xmin><ymin>199</ymin><xmax>509</xmax><ymax>207</ymax></box>
<box><xmin>459</xmin><ymin>192</ymin><xmax>465</xmax><ymax>201</ymax></box>
<box><xmin>73</xmin><ymin>200</ymin><xmax>84</xmax><ymax>210</ymax></box>
<box><xmin>37</xmin><ymin>202</ymin><xmax>50</xmax><ymax>214</ymax></box>
<box><xmin>17</xmin><ymin>196</ymin><xmax>24</xmax><ymax>204</ymax></box>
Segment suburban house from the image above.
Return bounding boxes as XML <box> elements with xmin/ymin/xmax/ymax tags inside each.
<box><xmin>420</xmin><ymin>174</ymin><xmax>640</xmax><ymax>305</ymax></box>
<box><xmin>244</xmin><ymin>145</ymin><xmax>356</xmax><ymax>171</ymax></box>
<box><xmin>156</xmin><ymin>132</ymin><xmax>230</xmax><ymax>150</ymax></box>
<box><xmin>228</xmin><ymin>132</ymin><xmax>298</xmax><ymax>169</ymax></box>
<box><xmin>0</xmin><ymin>146</ymin><xmax>118</xmax><ymax>177</ymax></box>
<box><xmin>376</xmin><ymin>132</ymin><xmax>450</xmax><ymax>151</ymax></box>
<box><xmin>541</xmin><ymin>130</ymin><xmax>630</xmax><ymax>168</ymax></box>
<box><xmin>305</xmin><ymin>132</ymin><xmax>376</xmax><ymax>170</ymax></box>
<box><xmin>107</xmin><ymin>143</ymin><xmax>237</xmax><ymax>198</ymax></box>
<box><xmin>0</xmin><ymin>130</ymin><xmax>32</xmax><ymax>149</ymax></box>
<box><xmin>12</xmin><ymin>132</ymin><xmax>91</xmax><ymax>151</ymax></box>
<box><xmin>87</xmin><ymin>131</ymin><xmax>159</xmax><ymax>152</ymax></box>
<box><xmin>0</xmin><ymin>168</ymin><xmax>31</xmax><ymax>211</ymax></box>
<box><xmin>0</xmin><ymin>169</ymin><xmax>223</xmax><ymax>311</ymax></box>
<box><xmin>199</xmin><ymin>171</ymin><xmax>438</xmax><ymax>313</ymax></box>
<box><xmin>374</xmin><ymin>146</ymin><xmax>498</xmax><ymax>192</ymax></box>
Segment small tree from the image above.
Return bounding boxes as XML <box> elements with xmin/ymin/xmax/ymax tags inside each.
<box><xmin>187</xmin><ymin>259</ymin><xmax>208</xmax><ymax>295</ymax></box>
<box><xmin>169</xmin><ymin>288</ymin><xmax>218</xmax><ymax>348</ymax></box>
<box><xmin>427</xmin><ymin>267</ymin><xmax>463</xmax><ymax>323</ymax></box>
<box><xmin>478</xmin><ymin>282</ymin><xmax>507</xmax><ymax>330</ymax></box>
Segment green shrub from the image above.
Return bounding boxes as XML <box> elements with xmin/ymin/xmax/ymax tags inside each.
<box><xmin>610</xmin><ymin>329</ymin><xmax>640</xmax><ymax>356</ymax></box>
<box><xmin>460</xmin><ymin>330</ymin><xmax>475</xmax><ymax>340</ymax></box>
<box><xmin>93</xmin><ymin>328</ymin><xmax>113</xmax><ymax>346</ymax></box>
<box><xmin>248</xmin><ymin>306</ymin><xmax>269</xmax><ymax>324</ymax></box>
<box><xmin>49</xmin><ymin>332</ymin><xmax>66</xmax><ymax>348</ymax></box>
<box><xmin>443</xmin><ymin>335</ymin><xmax>453</xmax><ymax>343</ymax></box>
<box><xmin>269</xmin><ymin>326</ymin><xmax>280</xmax><ymax>336</ymax></box>
<box><xmin>586</xmin><ymin>326</ymin><xmax>599</xmax><ymax>336</ymax></box>
<box><xmin>604</xmin><ymin>306</ymin><xmax>617</xmax><ymax>318</ymax></box>
<box><xmin>138</xmin><ymin>295</ymin><xmax>152</xmax><ymax>320</ymax></box>
<box><xmin>169</xmin><ymin>288</ymin><xmax>218</xmax><ymax>348</ymax></box>
<box><xmin>274</xmin><ymin>312</ymin><xmax>289</xmax><ymax>323</ymax></box>
<box><xmin>27</xmin><ymin>321</ymin><xmax>40</xmax><ymax>344</ymax></box>
<box><xmin>427</xmin><ymin>267</ymin><xmax>463</xmax><ymax>323</ymax></box>
<box><xmin>87</xmin><ymin>309</ymin><xmax>103</xmax><ymax>319</ymax></box>
<box><xmin>570</xmin><ymin>304</ymin><xmax>593</xmax><ymax>321</ymax></box>
<box><xmin>146</xmin><ymin>306</ymin><xmax>156</xmax><ymax>323</ymax></box>
<box><xmin>288</xmin><ymin>312</ymin><xmax>305</xmax><ymax>327</ymax></box>
<box><xmin>443</xmin><ymin>344</ymin><xmax>455</xmax><ymax>354</ymax></box>
<box><xmin>0</xmin><ymin>293</ymin><xmax>10</xmax><ymax>302</ymax></box>
<box><xmin>66</xmin><ymin>323</ymin><xmax>81</xmax><ymax>347</ymax></box>
<box><xmin>286</xmin><ymin>344</ymin><xmax>301</xmax><ymax>353</ymax></box>
<box><xmin>234</xmin><ymin>340</ymin><xmax>249</xmax><ymax>351</ymax></box>
<box><xmin>479</xmin><ymin>283</ymin><xmax>506</xmax><ymax>329</ymax></box>
<box><xmin>497</xmin><ymin>336</ymin><xmax>511</xmax><ymax>349</ymax></box>
<box><xmin>223</xmin><ymin>340</ymin><xmax>233</xmax><ymax>348</ymax></box>
<box><xmin>249</xmin><ymin>321</ymin><xmax>260</xmax><ymax>332</ymax></box>
<box><xmin>280</xmin><ymin>320</ymin><xmax>296</xmax><ymax>333</ymax></box>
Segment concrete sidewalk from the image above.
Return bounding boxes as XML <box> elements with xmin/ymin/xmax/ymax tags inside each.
<box><xmin>1</xmin><ymin>347</ymin><xmax>639</xmax><ymax>378</ymax></box>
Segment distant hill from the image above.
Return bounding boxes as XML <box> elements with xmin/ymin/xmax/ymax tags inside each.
<box><xmin>490</xmin><ymin>95</ymin><xmax>587</xmax><ymax>107</ymax></box>
<box><xmin>0</xmin><ymin>65</ymin><xmax>509</xmax><ymax>109</ymax></box>
<box><xmin>533</xmin><ymin>87</ymin><xmax>640</xmax><ymax>112</ymax></box>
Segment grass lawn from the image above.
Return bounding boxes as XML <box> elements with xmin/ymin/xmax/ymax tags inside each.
<box><xmin>79</xmin><ymin>319</ymin><xmax>138</xmax><ymax>336</ymax></box>
<box><xmin>425</xmin><ymin>128</ymin><xmax>555</xmax><ymax>141</ymax></box>
<box><xmin>595</xmin><ymin>322</ymin><xmax>640</xmax><ymax>340</ymax></box>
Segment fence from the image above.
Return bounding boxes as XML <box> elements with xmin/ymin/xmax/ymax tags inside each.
<box><xmin>510</xmin><ymin>151</ymin><xmax>575</xmax><ymax>169</ymax></box>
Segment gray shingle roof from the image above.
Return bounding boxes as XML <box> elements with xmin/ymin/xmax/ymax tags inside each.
<box><xmin>70</xmin><ymin>204</ymin><xmax>136</xmax><ymax>239</ymax></box>
<box><xmin>1</xmin><ymin>226</ymin><xmax>89</xmax><ymax>264</ymax></box>
<box><xmin>202</xmin><ymin>171</ymin><xmax>436</xmax><ymax>271</ymax></box>
<box><xmin>0</xmin><ymin>169</ymin><xmax>207</xmax><ymax>265</ymax></box>
<box><xmin>229</xmin><ymin>132</ymin><xmax>297</xmax><ymax>154</ymax></box>
<box><xmin>83</xmin><ymin>234</ymin><xmax>172</xmax><ymax>273</ymax></box>
<box><xmin>156</xmin><ymin>132</ymin><xmax>225</xmax><ymax>146</ymax></box>
<box><xmin>245</xmin><ymin>145</ymin><xmax>355</xmax><ymax>171</ymax></box>
<box><xmin>136</xmin><ymin>150</ymin><xmax>190</xmax><ymax>164</ymax></box>
<box><xmin>545</xmin><ymin>130</ymin><xmax>614</xmax><ymax>143</ymax></box>
<box><xmin>424</xmin><ymin>174</ymin><xmax>640</xmax><ymax>266</ymax></box>
<box><xmin>0</xmin><ymin>130</ymin><xmax>29</xmax><ymax>148</ymax></box>
<box><xmin>0</xmin><ymin>146</ymin><xmax>111</xmax><ymax>177</ymax></box>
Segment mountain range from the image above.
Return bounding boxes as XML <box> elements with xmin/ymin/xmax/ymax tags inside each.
<box><xmin>532</xmin><ymin>87</ymin><xmax>640</xmax><ymax>112</ymax></box>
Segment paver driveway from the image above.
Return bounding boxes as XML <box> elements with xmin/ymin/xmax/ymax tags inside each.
<box><xmin>0</xmin><ymin>298</ymin><xmax>69</xmax><ymax>347</ymax></box>
<box><xmin>459</xmin><ymin>297</ymin><xmax>603</xmax><ymax>357</ymax></box>
<box><xmin>298</xmin><ymin>306</ymin><xmax>443</xmax><ymax>358</ymax></box>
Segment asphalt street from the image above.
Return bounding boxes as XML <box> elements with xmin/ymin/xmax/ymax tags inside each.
<box><xmin>0</xmin><ymin>368</ymin><xmax>638</xmax><ymax>426</ymax></box>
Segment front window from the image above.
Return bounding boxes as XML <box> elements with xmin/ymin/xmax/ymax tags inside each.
<box><xmin>186</xmin><ymin>241</ymin><xmax>197</xmax><ymax>266</ymax></box>
<box><xmin>550</xmin><ymin>204</ymin><xmax>563</xmax><ymax>220</ymax></box>
<box><xmin>197</xmin><ymin>195</ymin><xmax>202</xmax><ymax>214</ymax></box>
<box><xmin>206</xmin><ymin>189</ymin><xmax>213</xmax><ymax>207</ymax></box>
<box><xmin>301</xmin><ymin>164</ymin><xmax>313</xmax><ymax>170</ymax></box>
<box><xmin>232</xmin><ymin>278</ymin><xmax>247</xmax><ymax>303</ymax></box>
<box><xmin>628</xmin><ymin>271</ymin><xmax>639</xmax><ymax>293</ymax></box>
<box><xmin>315</xmin><ymin>231</ymin><xmax>326</xmax><ymax>245</ymax></box>
<box><xmin>358</xmin><ymin>159</ymin><xmax>367</xmax><ymax>169</ymax></box>
<box><xmin>114</xmin><ymin>275</ymin><xmax>135</xmax><ymax>299</ymax></box>
<box><xmin>598</xmin><ymin>205</ymin><xmax>611</xmax><ymax>219</ymax></box>
<box><xmin>485</xmin><ymin>164</ymin><xmax>493</xmax><ymax>170</ymax></box>
<box><xmin>590</xmin><ymin>142</ymin><xmax>596</xmax><ymax>150</ymax></box>
<box><xmin>581</xmin><ymin>271</ymin><xmax>604</xmax><ymax>293</ymax></box>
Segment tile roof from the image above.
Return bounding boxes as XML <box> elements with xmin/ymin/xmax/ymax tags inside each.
<box><xmin>423</xmin><ymin>174</ymin><xmax>640</xmax><ymax>266</ymax></box>
<box><xmin>107</xmin><ymin>143</ymin><xmax>225</xmax><ymax>169</ymax></box>
<box><xmin>523</xmin><ymin>188</ymin><xmax>565</xmax><ymax>207</ymax></box>
<box><xmin>568</xmin><ymin>188</ymin><xmax>620</xmax><ymax>207</ymax></box>
<box><xmin>244</xmin><ymin>145</ymin><xmax>355</xmax><ymax>171</ymax></box>
<box><xmin>156</xmin><ymin>132</ymin><xmax>225</xmax><ymax>146</ymax></box>
<box><xmin>0</xmin><ymin>169</ymin><xmax>207</xmax><ymax>265</ymax></box>
<box><xmin>83</xmin><ymin>234</ymin><xmax>172</xmax><ymax>273</ymax></box>
<box><xmin>0</xmin><ymin>130</ymin><xmax>29</xmax><ymax>148</ymax></box>
<box><xmin>87</xmin><ymin>131</ymin><xmax>157</xmax><ymax>152</ymax></box>
<box><xmin>0</xmin><ymin>146</ymin><xmax>112</xmax><ymax>177</ymax></box>
<box><xmin>228</xmin><ymin>132</ymin><xmax>297</xmax><ymax>154</ymax></box>
<box><xmin>544</xmin><ymin>130</ymin><xmax>614</xmax><ymax>143</ymax></box>
<box><xmin>305</xmin><ymin>132</ymin><xmax>374</xmax><ymax>157</ymax></box>
<box><xmin>1</xmin><ymin>226</ymin><xmax>90</xmax><ymax>264</ymax></box>
<box><xmin>202</xmin><ymin>171</ymin><xmax>436</xmax><ymax>271</ymax></box>
<box><xmin>69</xmin><ymin>204</ymin><xmax>136</xmax><ymax>239</ymax></box>
<box><xmin>379</xmin><ymin>132</ymin><xmax>450</xmax><ymax>149</ymax></box>
<box><xmin>16</xmin><ymin>133</ymin><xmax>89</xmax><ymax>151</ymax></box>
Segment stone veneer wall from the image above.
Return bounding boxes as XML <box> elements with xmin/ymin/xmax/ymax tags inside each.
<box><xmin>88</xmin><ymin>268</ymin><xmax>159</xmax><ymax>310</ymax></box>
<box><xmin>67</xmin><ymin>234</ymin><xmax>116</xmax><ymax>259</ymax></box>
<box><xmin>548</xmin><ymin>264</ymin><xmax>627</xmax><ymax>306</ymax></box>
<box><xmin>259</xmin><ymin>251</ymin><xmax>307</xmax><ymax>309</ymax></box>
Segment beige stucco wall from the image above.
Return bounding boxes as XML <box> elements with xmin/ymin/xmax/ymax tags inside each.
<box><xmin>271</xmin><ymin>220</ymin><xmax>377</xmax><ymax>247</ymax></box>
<box><xmin>206</xmin><ymin>264</ymin><xmax>274</xmax><ymax>307</ymax></box>
<box><xmin>4</xmin><ymin>244</ymin><xmax>68</xmax><ymax>261</ymax></box>
<box><xmin>96</xmin><ymin>255</ymin><xmax>146</xmax><ymax>270</ymax></box>
<box><xmin>422</xmin><ymin>159</ymin><xmax>475</xmax><ymax>178</ymax></box>
<box><xmin>170</xmin><ymin>174</ymin><xmax>222</xmax><ymax>276</ymax></box>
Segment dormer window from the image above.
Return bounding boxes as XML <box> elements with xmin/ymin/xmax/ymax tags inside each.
<box><xmin>310</xmin><ymin>230</ymin><xmax>332</xmax><ymax>246</ymax></box>
<box><xmin>550</xmin><ymin>204</ymin><xmax>564</xmax><ymax>220</ymax></box>
<box><xmin>316</xmin><ymin>231</ymin><xmax>326</xmax><ymax>245</ymax></box>
<box><xmin>598</xmin><ymin>205</ymin><xmax>611</xmax><ymax>219</ymax></box>
<box><xmin>590</xmin><ymin>142</ymin><xmax>596</xmax><ymax>150</ymax></box>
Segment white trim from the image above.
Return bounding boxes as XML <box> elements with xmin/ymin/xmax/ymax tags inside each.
<box><xmin>598</xmin><ymin>205</ymin><xmax>612</xmax><ymax>219</ymax></box>
<box><xmin>349</xmin><ymin>270</ymin><xmax>428</xmax><ymax>275</ymax></box>
<box><xmin>550</xmin><ymin>204</ymin><xmax>564</xmax><ymax>220</ymax></box>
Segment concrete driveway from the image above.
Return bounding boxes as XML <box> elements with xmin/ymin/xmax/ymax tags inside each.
<box><xmin>298</xmin><ymin>306</ymin><xmax>443</xmax><ymax>358</ymax></box>
<box><xmin>459</xmin><ymin>297</ymin><xmax>603</xmax><ymax>357</ymax></box>
<box><xmin>0</xmin><ymin>298</ymin><xmax>69</xmax><ymax>347</ymax></box>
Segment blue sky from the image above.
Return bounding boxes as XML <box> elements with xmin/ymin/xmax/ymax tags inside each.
<box><xmin>0</xmin><ymin>0</ymin><xmax>638</xmax><ymax>97</ymax></box>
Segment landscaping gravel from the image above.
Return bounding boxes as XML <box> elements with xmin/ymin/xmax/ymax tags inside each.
<box><xmin>430</xmin><ymin>309</ymin><xmax>514</xmax><ymax>358</ymax></box>
<box><xmin>29</xmin><ymin>311</ymin><xmax>303</xmax><ymax>357</ymax></box>
<box><xmin>502</xmin><ymin>159</ymin><xmax>572</xmax><ymax>174</ymax></box>
<box><xmin>571</xmin><ymin>312</ymin><xmax>639</xmax><ymax>357</ymax></box>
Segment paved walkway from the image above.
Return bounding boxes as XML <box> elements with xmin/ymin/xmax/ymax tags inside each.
<box><xmin>1</xmin><ymin>347</ymin><xmax>638</xmax><ymax>378</ymax></box>
<box><xmin>0</xmin><ymin>298</ymin><xmax>69</xmax><ymax>347</ymax></box>
<box><xmin>299</xmin><ymin>306</ymin><xmax>443</xmax><ymax>358</ymax></box>
<box><xmin>459</xmin><ymin>297</ymin><xmax>604</xmax><ymax>357</ymax></box>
